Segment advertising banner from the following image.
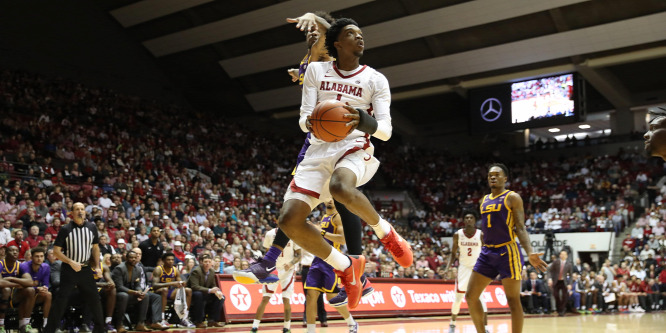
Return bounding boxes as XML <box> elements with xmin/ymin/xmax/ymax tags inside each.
<box><xmin>217</xmin><ymin>276</ymin><xmax>509</xmax><ymax>322</ymax></box>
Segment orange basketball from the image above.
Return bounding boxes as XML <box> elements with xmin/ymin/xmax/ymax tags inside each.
<box><xmin>309</xmin><ymin>100</ymin><xmax>350</xmax><ymax>142</ymax></box>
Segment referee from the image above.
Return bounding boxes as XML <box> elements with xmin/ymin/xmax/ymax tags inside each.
<box><xmin>45</xmin><ymin>202</ymin><xmax>105</xmax><ymax>333</ymax></box>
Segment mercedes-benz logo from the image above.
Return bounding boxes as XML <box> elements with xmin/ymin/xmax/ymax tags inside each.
<box><xmin>480</xmin><ymin>98</ymin><xmax>502</xmax><ymax>122</ymax></box>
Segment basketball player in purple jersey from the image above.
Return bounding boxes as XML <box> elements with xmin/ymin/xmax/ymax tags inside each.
<box><xmin>465</xmin><ymin>163</ymin><xmax>547</xmax><ymax>333</ymax></box>
<box><xmin>305</xmin><ymin>200</ymin><xmax>358</xmax><ymax>333</ymax></box>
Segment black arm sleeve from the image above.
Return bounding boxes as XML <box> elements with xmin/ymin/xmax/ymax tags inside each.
<box><xmin>356</xmin><ymin>108</ymin><xmax>378</xmax><ymax>134</ymax></box>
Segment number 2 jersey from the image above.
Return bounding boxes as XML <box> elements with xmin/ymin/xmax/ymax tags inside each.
<box><xmin>456</xmin><ymin>229</ymin><xmax>482</xmax><ymax>267</ymax></box>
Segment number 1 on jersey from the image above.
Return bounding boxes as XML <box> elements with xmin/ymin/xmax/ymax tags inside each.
<box><xmin>487</xmin><ymin>215</ymin><xmax>492</xmax><ymax>228</ymax></box>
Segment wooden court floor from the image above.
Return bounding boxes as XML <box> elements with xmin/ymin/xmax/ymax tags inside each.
<box><xmin>160</xmin><ymin>312</ymin><xmax>666</xmax><ymax>333</ymax></box>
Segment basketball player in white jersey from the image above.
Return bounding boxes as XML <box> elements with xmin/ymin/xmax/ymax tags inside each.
<box><xmin>445</xmin><ymin>212</ymin><xmax>489</xmax><ymax>333</ymax></box>
<box><xmin>251</xmin><ymin>228</ymin><xmax>301</xmax><ymax>333</ymax></box>
<box><xmin>237</xmin><ymin>17</ymin><xmax>412</xmax><ymax>309</ymax></box>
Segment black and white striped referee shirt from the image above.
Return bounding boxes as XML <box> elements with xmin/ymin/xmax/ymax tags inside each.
<box><xmin>54</xmin><ymin>219</ymin><xmax>99</xmax><ymax>265</ymax></box>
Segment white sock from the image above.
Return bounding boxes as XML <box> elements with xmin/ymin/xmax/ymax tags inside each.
<box><xmin>307</xmin><ymin>323</ymin><xmax>316</xmax><ymax>333</ymax></box>
<box><xmin>253</xmin><ymin>319</ymin><xmax>261</xmax><ymax>329</ymax></box>
<box><xmin>21</xmin><ymin>318</ymin><xmax>30</xmax><ymax>327</ymax></box>
<box><xmin>162</xmin><ymin>312</ymin><xmax>165</xmax><ymax>320</ymax></box>
<box><xmin>106</xmin><ymin>317</ymin><xmax>112</xmax><ymax>324</ymax></box>
<box><xmin>43</xmin><ymin>318</ymin><xmax>48</xmax><ymax>328</ymax></box>
<box><xmin>345</xmin><ymin>315</ymin><xmax>355</xmax><ymax>326</ymax></box>
<box><xmin>370</xmin><ymin>218</ymin><xmax>392</xmax><ymax>239</ymax></box>
<box><xmin>0</xmin><ymin>319</ymin><xmax>4</xmax><ymax>326</ymax></box>
<box><xmin>323</xmin><ymin>248</ymin><xmax>352</xmax><ymax>271</ymax></box>
<box><xmin>481</xmin><ymin>297</ymin><xmax>488</xmax><ymax>312</ymax></box>
<box><xmin>485</xmin><ymin>325</ymin><xmax>491</xmax><ymax>332</ymax></box>
<box><xmin>452</xmin><ymin>292</ymin><xmax>464</xmax><ymax>315</ymax></box>
<box><xmin>284</xmin><ymin>321</ymin><xmax>291</xmax><ymax>329</ymax></box>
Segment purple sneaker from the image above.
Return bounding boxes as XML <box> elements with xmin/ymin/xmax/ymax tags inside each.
<box><xmin>348</xmin><ymin>321</ymin><xmax>359</xmax><ymax>333</ymax></box>
<box><xmin>233</xmin><ymin>258</ymin><xmax>279</xmax><ymax>284</ymax></box>
<box><xmin>106</xmin><ymin>323</ymin><xmax>117</xmax><ymax>333</ymax></box>
<box><xmin>329</xmin><ymin>274</ymin><xmax>374</xmax><ymax>307</ymax></box>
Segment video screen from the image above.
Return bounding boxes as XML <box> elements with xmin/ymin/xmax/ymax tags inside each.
<box><xmin>511</xmin><ymin>74</ymin><xmax>574</xmax><ymax>124</ymax></box>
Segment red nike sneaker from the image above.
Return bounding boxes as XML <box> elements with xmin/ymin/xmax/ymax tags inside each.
<box><xmin>334</xmin><ymin>255</ymin><xmax>366</xmax><ymax>309</ymax></box>
<box><xmin>380</xmin><ymin>226</ymin><xmax>413</xmax><ymax>267</ymax></box>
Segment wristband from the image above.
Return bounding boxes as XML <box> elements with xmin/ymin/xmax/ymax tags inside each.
<box><xmin>321</xmin><ymin>230</ymin><xmax>327</xmax><ymax>237</ymax></box>
<box><xmin>356</xmin><ymin>108</ymin><xmax>378</xmax><ymax>134</ymax></box>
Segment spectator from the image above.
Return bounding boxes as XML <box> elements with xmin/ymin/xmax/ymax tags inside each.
<box><xmin>138</xmin><ymin>226</ymin><xmax>165</xmax><ymax>272</ymax></box>
<box><xmin>7</xmin><ymin>229</ymin><xmax>30</xmax><ymax>260</ymax></box>
<box><xmin>99</xmin><ymin>235</ymin><xmax>115</xmax><ymax>256</ymax></box>
<box><xmin>521</xmin><ymin>271</ymin><xmax>547</xmax><ymax>314</ymax></box>
<box><xmin>639</xmin><ymin>245</ymin><xmax>656</xmax><ymax>261</ymax></box>
<box><xmin>187</xmin><ymin>254</ymin><xmax>225</xmax><ymax>328</ymax></box>
<box><xmin>0</xmin><ymin>217</ymin><xmax>12</xmax><ymax>247</ymax></box>
<box><xmin>112</xmin><ymin>250</ymin><xmax>167</xmax><ymax>331</ymax></box>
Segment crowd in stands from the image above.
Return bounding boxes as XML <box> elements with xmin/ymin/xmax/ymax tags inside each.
<box><xmin>519</xmin><ymin>199</ymin><xmax>666</xmax><ymax>315</ymax></box>
<box><xmin>1</xmin><ymin>68</ymin><xmax>665</xmax><ymax>330</ymax></box>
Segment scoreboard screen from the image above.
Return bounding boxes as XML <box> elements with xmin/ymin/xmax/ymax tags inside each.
<box><xmin>469</xmin><ymin>73</ymin><xmax>583</xmax><ymax>134</ymax></box>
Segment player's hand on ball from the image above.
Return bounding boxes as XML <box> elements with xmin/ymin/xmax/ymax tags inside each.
<box><xmin>343</xmin><ymin>105</ymin><xmax>360</xmax><ymax>134</ymax></box>
<box><xmin>528</xmin><ymin>253</ymin><xmax>548</xmax><ymax>272</ymax></box>
<box><xmin>306</xmin><ymin>116</ymin><xmax>313</xmax><ymax>132</ymax></box>
<box><xmin>286</xmin><ymin>13</ymin><xmax>318</xmax><ymax>32</ymax></box>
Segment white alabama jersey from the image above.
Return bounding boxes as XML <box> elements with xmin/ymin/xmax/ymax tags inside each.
<box><xmin>299</xmin><ymin>61</ymin><xmax>392</xmax><ymax>145</ymax></box>
<box><xmin>263</xmin><ymin>228</ymin><xmax>300</xmax><ymax>269</ymax></box>
<box><xmin>457</xmin><ymin>229</ymin><xmax>482</xmax><ymax>267</ymax></box>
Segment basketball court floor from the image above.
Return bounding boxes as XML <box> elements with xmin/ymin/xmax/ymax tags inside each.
<box><xmin>162</xmin><ymin>312</ymin><xmax>665</xmax><ymax>332</ymax></box>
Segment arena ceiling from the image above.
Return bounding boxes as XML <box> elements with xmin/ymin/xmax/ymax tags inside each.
<box><xmin>48</xmin><ymin>1</ymin><xmax>666</xmax><ymax>137</ymax></box>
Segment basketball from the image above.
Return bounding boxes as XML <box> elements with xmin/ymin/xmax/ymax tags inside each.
<box><xmin>309</xmin><ymin>100</ymin><xmax>351</xmax><ymax>142</ymax></box>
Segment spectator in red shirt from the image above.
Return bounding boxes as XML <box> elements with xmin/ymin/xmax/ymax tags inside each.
<box><xmin>622</xmin><ymin>236</ymin><xmax>637</xmax><ymax>251</ymax></box>
<box><xmin>6</xmin><ymin>229</ymin><xmax>29</xmax><ymax>260</ymax></box>
<box><xmin>25</xmin><ymin>225</ymin><xmax>44</xmax><ymax>248</ymax></box>
<box><xmin>616</xmin><ymin>261</ymin><xmax>630</xmax><ymax>277</ymax></box>
<box><xmin>173</xmin><ymin>241</ymin><xmax>186</xmax><ymax>263</ymax></box>
<box><xmin>44</xmin><ymin>216</ymin><xmax>62</xmax><ymax>239</ymax></box>
<box><xmin>426</xmin><ymin>249</ymin><xmax>441</xmax><ymax>271</ymax></box>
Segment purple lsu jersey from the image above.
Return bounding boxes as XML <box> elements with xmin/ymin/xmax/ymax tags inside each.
<box><xmin>474</xmin><ymin>190</ymin><xmax>524</xmax><ymax>280</ymax></box>
<box><xmin>480</xmin><ymin>190</ymin><xmax>515</xmax><ymax>246</ymax></box>
<box><xmin>292</xmin><ymin>52</ymin><xmax>314</xmax><ymax>173</ymax></box>
<box><xmin>19</xmin><ymin>261</ymin><xmax>51</xmax><ymax>288</ymax></box>
<box><xmin>298</xmin><ymin>53</ymin><xmax>311</xmax><ymax>87</ymax></box>
<box><xmin>0</xmin><ymin>259</ymin><xmax>19</xmax><ymax>278</ymax></box>
<box><xmin>306</xmin><ymin>213</ymin><xmax>341</xmax><ymax>293</ymax></box>
<box><xmin>319</xmin><ymin>213</ymin><xmax>339</xmax><ymax>248</ymax></box>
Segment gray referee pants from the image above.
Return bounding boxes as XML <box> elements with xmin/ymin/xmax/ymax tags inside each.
<box><xmin>45</xmin><ymin>264</ymin><xmax>104</xmax><ymax>333</ymax></box>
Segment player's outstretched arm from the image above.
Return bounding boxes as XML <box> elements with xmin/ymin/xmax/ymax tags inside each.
<box><xmin>286</xmin><ymin>13</ymin><xmax>331</xmax><ymax>32</ymax></box>
<box><xmin>508</xmin><ymin>192</ymin><xmax>547</xmax><ymax>273</ymax></box>
<box><xmin>287</xmin><ymin>68</ymin><xmax>299</xmax><ymax>82</ymax></box>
